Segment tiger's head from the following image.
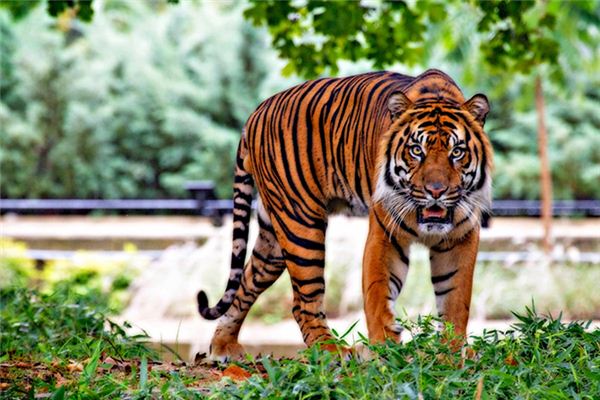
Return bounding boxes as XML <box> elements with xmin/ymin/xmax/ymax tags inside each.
<box><xmin>375</xmin><ymin>89</ymin><xmax>493</xmax><ymax>237</ymax></box>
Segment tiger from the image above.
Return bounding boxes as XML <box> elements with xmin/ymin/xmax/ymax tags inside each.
<box><xmin>197</xmin><ymin>69</ymin><xmax>492</xmax><ymax>360</ymax></box>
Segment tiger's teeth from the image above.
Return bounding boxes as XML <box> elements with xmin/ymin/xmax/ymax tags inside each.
<box><xmin>423</xmin><ymin>207</ymin><xmax>447</xmax><ymax>219</ymax></box>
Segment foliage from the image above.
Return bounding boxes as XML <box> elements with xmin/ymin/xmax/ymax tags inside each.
<box><xmin>475</xmin><ymin>0</ymin><xmax>558</xmax><ymax>74</ymax></box>
<box><xmin>0</xmin><ymin>254</ymin><xmax>204</xmax><ymax>398</ymax></box>
<box><xmin>0</xmin><ymin>0</ymin><xmax>93</xmax><ymax>21</ymax></box>
<box><xmin>0</xmin><ymin>238</ymin><xmax>142</xmax><ymax>313</ymax></box>
<box><xmin>0</xmin><ymin>1</ymin><xmax>279</xmax><ymax>199</ymax></box>
<box><xmin>2</xmin><ymin>286</ymin><xmax>598</xmax><ymax>398</ymax></box>
<box><xmin>244</xmin><ymin>0</ymin><xmax>449</xmax><ymax>77</ymax></box>
<box><xmin>0</xmin><ymin>286</ymin><xmax>163</xmax><ymax>398</ymax></box>
<box><xmin>244</xmin><ymin>0</ymin><xmax>599</xmax><ymax>78</ymax></box>
<box><xmin>492</xmin><ymin>85</ymin><xmax>600</xmax><ymax>200</ymax></box>
<box><xmin>0</xmin><ymin>287</ymin><xmax>151</xmax><ymax>362</ymax></box>
<box><xmin>214</xmin><ymin>309</ymin><xmax>599</xmax><ymax>399</ymax></box>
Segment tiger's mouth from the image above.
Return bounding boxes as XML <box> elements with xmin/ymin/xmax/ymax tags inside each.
<box><xmin>417</xmin><ymin>205</ymin><xmax>453</xmax><ymax>225</ymax></box>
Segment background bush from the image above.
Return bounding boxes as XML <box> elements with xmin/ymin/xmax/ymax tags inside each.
<box><xmin>1</xmin><ymin>0</ymin><xmax>598</xmax><ymax>200</ymax></box>
<box><xmin>0</xmin><ymin>1</ymin><xmax>285</xmax><ymax>199</ymax></box>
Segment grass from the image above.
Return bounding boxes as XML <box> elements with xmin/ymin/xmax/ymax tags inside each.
<box><xmin>1</xmin><ymin>284</ymin><xmax>598</xmax><ymax>399</ymax></box>
<box><xmin>0</xmin><ymin>285</ymin><xmax>217</xmax><ymax>398</ymax></box>
<box><xmin>1</xmin><ymin>240</ymin><xmax>598</xmax><ymax>398</ymax></box>
<box><xmin>214</xmin><ymin>311</ymin><xmax>599</xmax><ymax>399</ymax></box>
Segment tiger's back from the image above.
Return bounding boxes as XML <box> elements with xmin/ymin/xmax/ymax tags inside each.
<box><xmin>245</xmin><ymin>71</ymin><xmax>412</xmax><ymax>217</ymax></box>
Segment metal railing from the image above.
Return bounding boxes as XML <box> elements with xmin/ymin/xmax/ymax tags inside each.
<box><xmin>1</xmin><ymin>182</ymin><xmax>599</xmax><ymax>220</ymax></box>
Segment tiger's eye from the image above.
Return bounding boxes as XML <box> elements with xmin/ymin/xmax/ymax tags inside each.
<box><xmin>451</xmin><ymin>148</ymin><xmax>465</xmax><ymax>159</ymax></box>
<box><xmin>410</xmin><ymin>145</ymin><xmax>423</xmax><ymax>159</ymax></box>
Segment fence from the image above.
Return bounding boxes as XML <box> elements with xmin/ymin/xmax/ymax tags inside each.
<box><xmin>1</xmin><ymin>181</ymin><xmax>599</xmax><ymax>224</ymax></box>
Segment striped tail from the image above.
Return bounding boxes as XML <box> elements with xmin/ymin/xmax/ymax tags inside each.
<box><xmin>197</xmin><ymin>138</ymin><xmax>254</xmax><ymax>320</ymax></box>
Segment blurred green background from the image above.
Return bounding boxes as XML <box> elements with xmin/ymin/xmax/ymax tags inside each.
<box><xmin>1</xmin><ymin>0</ymin><xmax>599</xmax><ymax>201</ymax></box>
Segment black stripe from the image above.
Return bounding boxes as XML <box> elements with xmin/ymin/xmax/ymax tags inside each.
<box><xmin>431</xmin><ymin>269</ymin><xmax>458</xmax><ymax>284</ymax></box>
<box><xmin>291</xmin><ymin>276</ymin><xmax>325</xmax><ymax>286</ymax></box>
<box><xmin>298</xmin><ymin>287</ymin><xmax>325</xmax><ymax>300</ymax></box>
<box><xmin>257</xmin><ymin>214</ymin><xmax>275</xmax><ymax>234</ymax></box>
<box><xmin>374</xmin><ymin>211</ymin><xmax>410</xmax><ymax>265</ymax></box>
<box><xmin>398</xmin><ymin>218</ymin><xmax>418</xmax><ymax>237</ymax></box>
<box><xmin>232</xmin><ymin>228</ymin><xmax>247</xmax><ymax>241</ymax></box>
<box><xmin>233</xmin><ymin>190</ymin><xmax>253</xmax><ymax>204</ymax></box>
<box><xmin>434</xmin><ymin>287</ymin><xmax>455</xmax><ymax>296</ymax></box>
<box><xmin>456</xmin><ymin>214</ymin><xmax>471</xmax><ymax>227</ymax></box>
<box><xmin>252</xmin><ymin>249</ymin><xmax>272</xmax><ymax>265</ymax></box>
<box><xmin>252</xmin><ymin>276</ymin><xmax>276</xmax><ymax>289</ymax></box>
<box><xmin>271</xmin><ymin>212</ymin><xmax>325</xmax><ymax>251</ymax></box>
<box><xmin>431</xmin><ymin>243</ymin><xmax>456</xmax><ymax>253</ymax></box>
<box><xmin>298</xmin><ymin>309</ymin><xmax>326</xmax><ymax>319</ymax></box>
<box><xmin>234</xmin><ymin>173</ymin><xmax>253</xmax><ymax>184</ymax></box>
<box><xmin>284</xmin><ymin>250</ymin><xmax>324</xmax><ymax>268</ymax></box>
<box><xmin>389</xmin><ymin>272</ymin><xmax>403</xmax><ymax>295</ymax></box>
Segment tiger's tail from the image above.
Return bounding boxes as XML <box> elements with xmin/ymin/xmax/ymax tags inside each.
<box><xmin>197</xmin><ymin>136</ymin><xmax>253</xmax><ymax>320</ymax></box>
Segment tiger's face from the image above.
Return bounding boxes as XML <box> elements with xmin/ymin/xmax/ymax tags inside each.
<box><xmin>375</xmin><ymin>92</ymin><xmax>492</xmax><ymax>236</ymax></box>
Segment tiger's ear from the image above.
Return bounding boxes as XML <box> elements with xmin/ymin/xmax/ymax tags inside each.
<box><xmin>463</xmin><ymin>94</ymin><xmax>490</xmax><ymax>126</ymax></box>
<box><xmin>388</xmin><ymin>91</ymin><xmax>413</xmax><ymax>121</ymax></box>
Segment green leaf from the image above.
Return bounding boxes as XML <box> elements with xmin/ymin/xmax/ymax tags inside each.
<box><xmin>82</xmin><ymin>340</ymin><xmax>102</xmax><ymax>384</ymax></box>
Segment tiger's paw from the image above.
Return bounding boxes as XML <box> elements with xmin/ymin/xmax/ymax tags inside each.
<box><xmin>370</xmin><ymin>322</ymin><xmax>403</xmax><ymax>345</ymax></box>
<box><xmin>386</xmin><ymin>322</ymin><xmax>404</xmax><ymax>339</ymax></box>
<box><xmin>209</xmin><ymin>341</ymin><xmax>247</xmax><ymax>363</ymax></box>
<box><xmin>352</xmin><ymin>343</ymin><xmax>375</xmax><ymax>362</ymax></box>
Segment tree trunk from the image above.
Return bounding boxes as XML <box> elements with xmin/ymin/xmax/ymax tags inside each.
<box><xmin>535</xmin><ymin>75</ymin><xmax>553</xmax><ymax>253</ymax></box>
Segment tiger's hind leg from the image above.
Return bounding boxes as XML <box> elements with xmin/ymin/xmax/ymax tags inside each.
<box><xmin>269</xmin><ymin>214</ymin><xmax>334</xmax><ymax>348</ymax></box>
<box><xmin>209</xmin><ymin>213</ymin><xmax>285</xmax><ymax>361</ymax></box>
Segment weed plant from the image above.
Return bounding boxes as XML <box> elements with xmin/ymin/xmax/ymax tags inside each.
<box><xmin>1</xmin><ymin>287</ymin><xmax>598</xmax><ymax>399</ymax></box>
<box><xmin>216</xmin><ymin>310</ymin><xmax>599</xmax><ymax>399</ymax></box>
<box><xmin>0</xmin><ymin>286</ymin><xmax>156</xmax><ymax>397</ymax></box>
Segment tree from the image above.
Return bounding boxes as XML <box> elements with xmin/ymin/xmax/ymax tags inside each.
<box><xmin>0</xmin><ymin>1</ymin><xmax>279</xmax><ymax>199</ymax></box>
<box><xmin>243</xmin><ymin>0</ymin><xmax>600</xmax><ymax>252</ymax></box>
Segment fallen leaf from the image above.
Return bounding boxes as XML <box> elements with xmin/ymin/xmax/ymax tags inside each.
<box><xmin>194</xmin><ymin>352</ymin><xmax>216</xmax><ymax>367</ymax></box>
<box><xmin>504</xmin><ymin>354</ymin><xmax>518</xmax><ymax>366</ymax></box>
<box><xmin>103</xmin><ymin>356</ymin><xmax>117</xmax><ymax>365</ymax></box>
<box><xmin>53</xmin><ymin>373</ymin><xmax>70</xmax><ymax>388</ymax></box>
<box><xmin>222</xmin><ymin>365</ymin><xmax>251</xmax><ymax>381</ymax></box>
<box><xmin>67</xmin><ymin>362</ymin><xmax>83</xmax><ymax>372</ymax></box>
<box><xmin>100</xmin><ymin>357</ymin><xmax>119</xmax><ymax>371</ymax></box>
<box><xmin>463</xmin><ymin>347</ymin><xmax>478</xmax><ymax>360</ymax></box>
<box><xmin>0</xmin><ymin>382</ymin><xmax>10</xmax><ymax>390</ymax></box>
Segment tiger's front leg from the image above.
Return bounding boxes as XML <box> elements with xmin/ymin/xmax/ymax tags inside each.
<box><xmin>363</xmin><ymin>210</ymin><xmax>411</xmax><ymax>344</ymax></box>
<box><xmin>429</xmin><ymin>227</ymin><xmax>479</xmax><ymax>344</ymax></box>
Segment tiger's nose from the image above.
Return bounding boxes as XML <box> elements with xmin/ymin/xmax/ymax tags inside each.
<box><xmin>425</xmin><ymin>182</ymin><xmax>448</xmax><ymax>199</ymax></box>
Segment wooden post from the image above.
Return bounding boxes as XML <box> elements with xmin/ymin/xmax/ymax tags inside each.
<box><xmin>535</xmin><ymin>75</ymin><xmax>553</xmax><ymax>253</ymax></box>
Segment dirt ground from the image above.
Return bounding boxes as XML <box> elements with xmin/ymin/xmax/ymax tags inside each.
<box><xmin>3</xmin><ymin>214</ymin><xmax>599</xmax><ymax>240</ymax></box>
